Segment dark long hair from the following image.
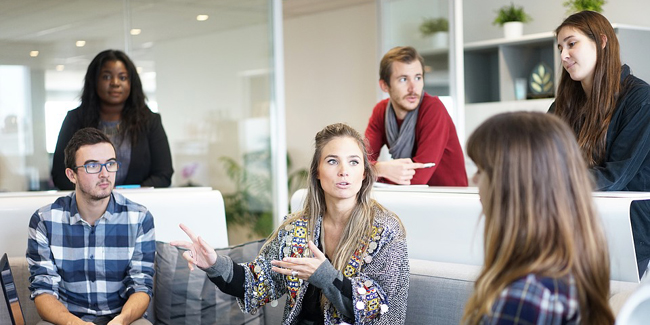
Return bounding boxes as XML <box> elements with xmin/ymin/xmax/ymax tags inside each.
<box><xmin>79</xmin><ymin>49</ymin><xmax>151</xmax><ymax>144</ymax></box>
<box><xmin>463</xmin><ymin>112</ymin><xmax>613</xmax><ymax>324</ymax></box>
<box><xmin>553</xmin><ymin>11</ymin><xmax>621</xmax><ymax>166</ymax></box>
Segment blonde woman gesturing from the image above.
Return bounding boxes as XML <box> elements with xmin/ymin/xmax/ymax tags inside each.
<box><xmin>172</xmin><ymin>123</ymin><xmax>409</xmax><ymax>324</ymax></box>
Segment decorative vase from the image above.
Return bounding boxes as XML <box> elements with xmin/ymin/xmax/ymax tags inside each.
<box><xmin>503</xmin><ymin>21</ymin><xmax>523</xmax><ymax>39</ymax></box>
<box><xmin>428</xmin><ymin>31</ymin><xmax>449</xmax><ymax>49</ymax></box>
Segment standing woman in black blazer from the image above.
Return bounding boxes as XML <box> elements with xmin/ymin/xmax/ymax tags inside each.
<box><xmin>551</xmin><ymin>11</ymin><xmax>650</xmax><ymax>278</ymax></box>
<box><xmin>51</xmin><ymin>49</ymin><xmax>173</xmax><ymax>189</ymax></box>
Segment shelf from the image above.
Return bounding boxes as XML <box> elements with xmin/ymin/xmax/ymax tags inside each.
<box><xmin>464</xmin><ymin>32</ymin><xmax>558</xmax><ymax>104</ymax></box>
<box><xmin>419</xmin><ymin>47</ymin><xmax>450</xmax><ymax>96</ymax></box>
<box><xmin>464</xmin><ymin>31</ymin><xmax>555</xmax><ymax>50</ymax></box>
<box><xmin>419</xmin><ymin>48</ymin><xmax>449</xmax><ymax>56</ymax></box>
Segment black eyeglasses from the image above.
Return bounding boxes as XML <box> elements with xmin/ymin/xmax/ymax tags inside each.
<box><xmin>73</xmin><ymin>161</ymin><xmax>121</xmax><ymax>174</ymax></box>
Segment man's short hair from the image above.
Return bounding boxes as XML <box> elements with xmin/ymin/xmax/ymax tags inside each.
<box><xmin>379</xmin><ymin>46</ymin><xmax>425</xmax><ymax>86</ymax></box>
<box><xmin>64</xmin><ymin>128</ymin><xmax>115</xmax><ymax>170</ymax></box>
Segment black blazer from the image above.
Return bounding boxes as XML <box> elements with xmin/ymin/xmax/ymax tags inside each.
<box><xmin>51</xmin><ymin>108</ymin><xmax>174</xmax><ymax>190</ymax></box>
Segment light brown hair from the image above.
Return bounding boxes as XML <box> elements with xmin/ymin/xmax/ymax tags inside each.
<box><xmin>553</xmin><ymin>11</ymin><xmax>621</xmax><ymax>166</ymax></box>
<box><xmin>265</xmin><ymin>123</ymin><xmax>400</xmax><ymax>305</ymax></box>
<box><xmin>463</xmin><ymin>112</ymin><xmax>613</xmax><ymax>324</ymax></box>
<box><xmin>379</xmin><ymin>46</ymin><xmax>425</xmax><ymax>86</ymax></box>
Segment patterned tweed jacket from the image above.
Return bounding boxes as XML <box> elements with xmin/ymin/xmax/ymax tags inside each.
<box><xmin>236</xmin><ymin>206</ymin><xmax>409</xmax><ymax>324</ymax></box>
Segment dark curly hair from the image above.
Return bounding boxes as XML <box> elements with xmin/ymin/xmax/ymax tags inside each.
<box><xmin>79</xmin><ymin>49</ymin><xmax>151</xmax><ymax>144</ymax></box>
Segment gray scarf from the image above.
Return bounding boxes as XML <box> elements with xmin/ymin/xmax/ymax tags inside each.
<box><xmin>385</xmin><ymin>95</ymin><xmax>423</xmax><ymax>159</ymax></box>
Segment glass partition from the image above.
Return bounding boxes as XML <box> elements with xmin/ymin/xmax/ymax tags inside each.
<box><xmin>379</xmin><ymin>0</ymin><xmax>467</xmax><ymax>149</ymax></box>
<box><xmin>380</xmin><ymin>0</ymin><xmax>450</xmax><ymax>93</ymax></box>
<box><xmin>0</xmin><ymin>0</ymin><xmax>282</xmax><ymax>243</ymax></box>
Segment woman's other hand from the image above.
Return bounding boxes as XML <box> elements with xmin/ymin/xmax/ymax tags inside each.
<box><xmin>170</xmin><ymin>223</ymin><xmax>218</xmax><ymax>270</ymax></box>
<box><xmin>271</xmin><ymin>241</ymin><xmax>326</xmax><ymax>280</ymax></box>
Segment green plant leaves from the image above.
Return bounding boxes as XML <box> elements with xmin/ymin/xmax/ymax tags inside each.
<box><xmin>493</xmin><ymin>2</ymin><xmax>532</xmax><ymax>26</ymax></box>
<box><xmin>563</xmin><ymin>0</ymin><xmax>606</xmax><ymax>14</ymax></box>
<box><xmin>419</xmin><ymin>17</ymin><xmax>449</xmax><ymax>36</ymax></box>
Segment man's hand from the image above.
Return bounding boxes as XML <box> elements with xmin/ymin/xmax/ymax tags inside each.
<box><xmin>107</xmin><ymin>314</ymin><xmax>126</xmax><ymax>325</ymax></box>
<box><xmin>107</xmin><ymin>292</ymin><xmax>150</xmax><ymax>325</ymax></box>
<box><xmin>374</xmin><ymin>158</ymin><xmax>426</xmax><ymax>185</ymax></box>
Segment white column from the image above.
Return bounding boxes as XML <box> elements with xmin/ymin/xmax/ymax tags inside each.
<box><xmin>271</xmin><ymin>0</ymin><xmax>289</xmax><ymax>225</ymax></box>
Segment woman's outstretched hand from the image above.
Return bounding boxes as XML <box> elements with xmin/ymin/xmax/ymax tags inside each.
<box><xmin>271</xmin><ymin>241</ymin><xmax>326</xmax><ymax>280</ymax></box>
<box><xmin>170</xmin><ymin>223</ymin><xmax>218</xmax><ymax>271</ymax></box>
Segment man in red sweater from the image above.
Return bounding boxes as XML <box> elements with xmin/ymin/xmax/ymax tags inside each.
<box><xmin>365</xmin><ymin>46</ymin><xmax>467</xmax><ymax>186</ymax></box>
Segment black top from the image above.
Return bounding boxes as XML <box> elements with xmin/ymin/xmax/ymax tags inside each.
<box><xmin>51</xmin><ymin>107</ymin><xmax>174</xmax><ymax>190</ymax></box>
<box><xmin>552</xmin><ymin>65</ymin><xmax>650</xmax><ymax>276</ymax></box>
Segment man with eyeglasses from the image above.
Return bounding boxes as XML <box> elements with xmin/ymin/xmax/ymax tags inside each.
<box><xmin>26</xmin><ymin>128</ymin><xmax>155</xmax><ymax>325</ymax></box>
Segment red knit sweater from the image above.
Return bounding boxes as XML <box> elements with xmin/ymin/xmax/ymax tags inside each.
<box><xmin>365</xmin><ymin>93</ymin><xmax>468</xmax><ymax>186</ymax></box>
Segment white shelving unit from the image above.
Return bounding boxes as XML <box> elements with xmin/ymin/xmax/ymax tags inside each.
<box><xmin>420</xmin><ymin>47</ymin><xmax>450</xmax><ymax>96</ymax></box>
<box><xmin>464</xmin><ymin>31</ymin><xmax>557</xmax><ymax>104</ymax></box>
<box><xmin>462</xmin><ymin>24</ymin><xmax>650</xmax><ymax>136</ymax></box>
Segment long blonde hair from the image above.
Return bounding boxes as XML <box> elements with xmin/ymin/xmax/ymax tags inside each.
<box><xmin>267</xmin><ymin>123</ymin><xmax>389</xmax><ymax>270</ymax></box>
<box><xmin>463</xmin><ymin>112</ymin><xmax>613</xmax><ymax>324</ymax></box>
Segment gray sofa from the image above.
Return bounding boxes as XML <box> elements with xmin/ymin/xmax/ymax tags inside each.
<box><xmin>2</xmin><ymin>256</ymin><xmax>639</xmax><ymax>324</ymax></box>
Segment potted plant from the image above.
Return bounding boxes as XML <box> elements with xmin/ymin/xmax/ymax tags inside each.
<box><xmin>493</xmin><ymin>2</ymin><xmax>532</xmax><ymax>39</ymax></box>
<box><xmin>564</xmin><ymin>0</ymin><xmax>606</xmax><ymax>13</ymax></box>
<box><xmin>219</xmin><ymin>151</ymin><xmax>308</xmax><ymax>244</ymax></box>
<box><xmin>419</xmin><ymin>17</ymin><xmax>449</xmax><ymax>49</ymax></box>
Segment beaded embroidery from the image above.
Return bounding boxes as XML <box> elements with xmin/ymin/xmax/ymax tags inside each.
<box><xmin>285</xmin><ymin>217</ymin><xmax>310</xmax><ymax>306</ymax></box>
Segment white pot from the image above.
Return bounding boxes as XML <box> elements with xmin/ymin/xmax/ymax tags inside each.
<box><xmin>503</xmin><ymin>21</ymin><xmax>523</xmax><ymax>39</ymax></box>
<box><xmin>428</xmin><ymin>31</ymin><xmax>449</xmax><ymax>49</ymax></box>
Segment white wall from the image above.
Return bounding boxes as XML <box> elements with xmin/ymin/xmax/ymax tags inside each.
<box><xmin>154</xmin><ymin>24</ymin><xmax>272</xmax><ymax>192</ymax></box>
<box><xmin>464</xmin><ymin>0</ymin><xmax>650</xmax><ymax>43</ymax></box>
<box><xmin>284</xmin><ymin>3</ymin><xmax>379</xmax><ymax>175</ymax></box>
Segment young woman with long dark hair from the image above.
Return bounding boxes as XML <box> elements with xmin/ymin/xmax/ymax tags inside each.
<box><xmin>551</xmin><ymin>11</ymin><xmax>650</xmax><ymax>277</ymax></box>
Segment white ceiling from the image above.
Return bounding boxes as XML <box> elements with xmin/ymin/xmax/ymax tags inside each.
<box><xmin>0</xmin><ymin>0</ymin><xmax>373</xmax><ymax>71</ymax></box>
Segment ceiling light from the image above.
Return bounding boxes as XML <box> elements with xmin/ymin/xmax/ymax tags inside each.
<box><xmin>130</xmin><ymin>29</ymin><xmax>142</xmax><ymax>35</ymax></box>
<box><xmin>136</xmin><ymin>67</ymin><xmax>143</xmax><ymax>74</ymax></box>
<box><xmin>30</xmin><ymin>51</ymin><xmax>39</xmax><ymax>57</ymax></box>
<box><xmin>76</xmin><ymin>40</ymin><xmax>86</xmax><ymax>47</ymax></box>
<box><xmin>55</xmin><ymin>65</ymin><xmax>65</xmax><ymax>71</ymax></box>
<box><xmin>196</xmin><ymin>15</ymin><xmax>209</xmax><ymax>21</ymax></box>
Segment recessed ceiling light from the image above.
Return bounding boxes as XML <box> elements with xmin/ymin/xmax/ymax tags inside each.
<box><xmin>136</xmin><ymin>67</ymin><xmax>143</xmax><ymax>74</ymax></box>
<box><xmin>30</xmin><ymin>51</ymin><xmax>39</xmax><ymax>57</ymax></box>
<box><xmin>76</xmin><ymin>40</ymin><xmax>86</xmax><ymax>47</ymax></box>
<box><xmin>196</xmin><ymin>15</ymin><xmax>209</xmax><ymax>21</ymax></box>
<box><xmin>56</xmin><ymin>65</ymin><xmax>65</xmax><ymax>71</ymax></box>
<box><xmin>130</xmin><ymin>29</ymin><xmax>142</xmax><ymax>35</ymax></box>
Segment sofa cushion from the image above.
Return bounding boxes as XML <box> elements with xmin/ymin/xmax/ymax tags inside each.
<box><xmin>405</xmin><ymin>259</ymin><xmax>480</xmax><ymax>325</ymax></box>
<box><xmin>154</xmin><ymin>240</ymin><xmax>266</xmax><ymax>325</ymax></box>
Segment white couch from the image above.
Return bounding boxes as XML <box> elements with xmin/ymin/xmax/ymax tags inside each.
<box><xmin>0</xmin><ymin>187</ymin><xmax>229</xmax><ymax>257</ymax></box>
<box><xmin>291</xmin><ymin>187</ymin><xmax>647</xmax><ymax>283</ymax></box>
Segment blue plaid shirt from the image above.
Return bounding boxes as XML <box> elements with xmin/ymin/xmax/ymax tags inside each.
<box><xmin>26</xmin><ymin>191</ymin><xmax>155</xmax><ymax>320</ymax></box>
<box><xmin>482</xmin><ymin>274</ymin><xmax>580</xmax><ymax>325</ymax></box>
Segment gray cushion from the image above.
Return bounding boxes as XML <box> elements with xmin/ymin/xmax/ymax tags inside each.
<box><xmin>405</xmin><ymin>259</ymin><xmax>479</xmax><ymax>325</ymax></box>
<box><xmin>154</xmin><ymin>240</ymin><xmax>266</xmax><ymax>325</ymax></box>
